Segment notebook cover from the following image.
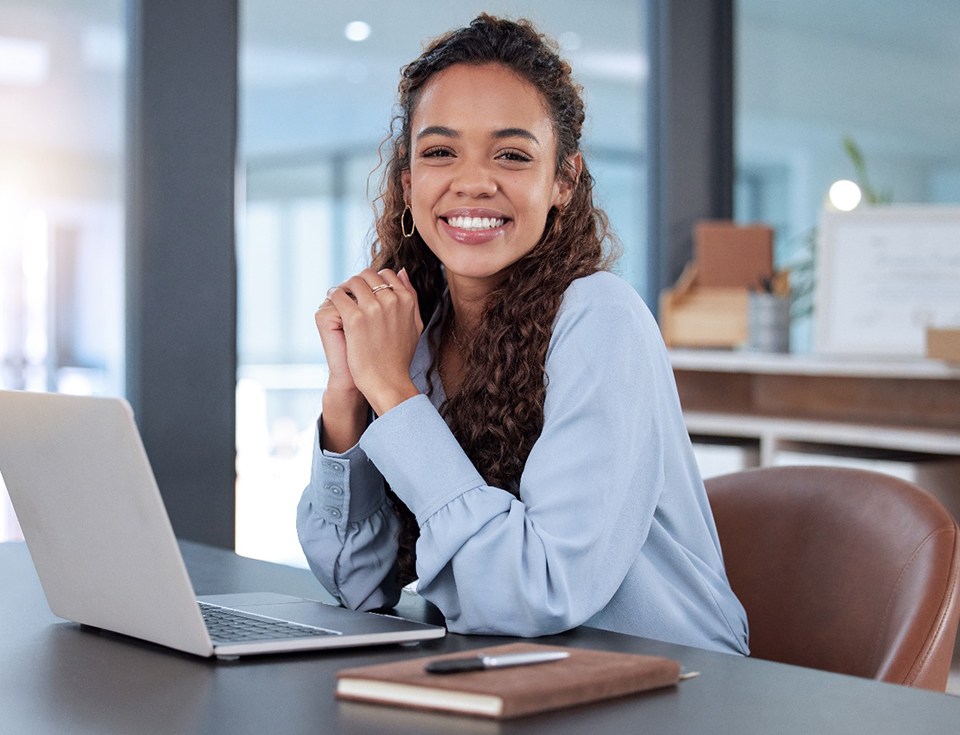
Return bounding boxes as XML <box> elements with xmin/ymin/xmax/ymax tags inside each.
<box><xmin>335</xmin><ymin>642</ymin><xmax>682</xmax><ymax>719</ymax></box>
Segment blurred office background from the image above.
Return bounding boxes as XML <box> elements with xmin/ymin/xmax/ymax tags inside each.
<box><xmin>1</xmin><ymin>0</ymin><xmax>959</xmax><ymax>563</ymax></box>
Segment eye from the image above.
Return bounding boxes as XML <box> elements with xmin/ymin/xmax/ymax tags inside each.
<box><xmin>421</xmin><ymin>146</ymin><xmax>455</xmax><ymax>159</ymax></box>
<box><xmin>496</xmin><ymin>149</ymin><xmax>533</xmax><ymax>164</ymax></box>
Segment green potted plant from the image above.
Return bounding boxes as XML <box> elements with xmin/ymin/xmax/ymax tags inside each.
<box><xmin>786</xmin><ymin>136</ymin><xmax>892</xmax><ymax>323</ymax></box>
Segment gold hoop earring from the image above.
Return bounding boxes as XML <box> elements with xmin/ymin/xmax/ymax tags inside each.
<box><xmin>400</xmin><ymin>204</ymin><xmax>416</xmax><ymax>238</ymax></box>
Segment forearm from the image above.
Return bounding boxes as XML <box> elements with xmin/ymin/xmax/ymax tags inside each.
<box><xmin>358</xmin><ymin>396</ymin><xmax>651</xmax><ymax>636</ymax></box>
<box><xmin>363</xmin><ymin>379</ymin><xmax>421</xmax><ymax>419</ymax></box>
<box><xmin>320</xmin><ymin>387</ymin><xmax>368</xmax><ymax>453</ymax></box>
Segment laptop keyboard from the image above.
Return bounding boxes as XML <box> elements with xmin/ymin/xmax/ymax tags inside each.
<box><xmin>198</xmin><ymin>601</ymin><xmax>338</xmax><ymax>642</ymax></box>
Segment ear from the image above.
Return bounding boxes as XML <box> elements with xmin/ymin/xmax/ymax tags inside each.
<box><xmin>401</xmin><ymin>170</ymin><xmax>412</xmax><ymax>203</ymax></box>
<box><xmin>553</xmin><ymin>153</ymin><xmax>583</xmax><ymax>209</ymax></box>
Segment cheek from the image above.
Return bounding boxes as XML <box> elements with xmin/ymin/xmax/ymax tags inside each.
<box><xmin>530</xmin><ymin>177</ymin><xmax>564</xmax><ymax>218</ymax></box>
<box><xmin>410</xmin><ymin>196</ymin><xmax>432</xmax><ymax>226</ymax></box>
<box><xmin>408</xmin><ymin>170</ymin><xmax>437</xmax><ymax>211</ymax></box>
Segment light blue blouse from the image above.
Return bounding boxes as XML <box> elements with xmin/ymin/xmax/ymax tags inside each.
<box><xmin>297</xmin><ymin>271</ymin><xmax>749</xmax><ymax>655</ymax></box>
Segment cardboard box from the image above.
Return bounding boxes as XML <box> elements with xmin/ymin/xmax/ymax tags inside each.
<box><xmin>926</xmin><ymin>327</ymin><xmax>960</xmax><ymax>363</ymax></box>
<box><xmin>695</xmin><ymin>221</ymin><xmax>774</xmax><ymax>289</ymax></box>
<box><xmin>659</xmin><ymin>263</ymin><xmax>748</xmax><ymax>348</ymax></box>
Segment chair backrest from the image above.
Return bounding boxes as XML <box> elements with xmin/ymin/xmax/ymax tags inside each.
<box><xmin>705</xmin><ymin>465</ymin><xmax>960</xmax><ymax>691</ymax></box>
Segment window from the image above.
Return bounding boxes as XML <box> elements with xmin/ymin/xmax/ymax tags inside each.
<box><xmin>0</xmin><ymin>0</ymin><xmax>126</xmax><ymax>541</ymax></box>
<box><xmin>735</xmin><ymin>0</ymin><xmax>960</xmax><ymax>349</ymax></box>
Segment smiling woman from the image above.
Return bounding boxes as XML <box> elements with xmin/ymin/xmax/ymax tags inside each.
<box><xmin>403</xmin><ymin>63</ymin><xmax>578</xmax><ymax>299</ymax></box>
<box><xmin>235</xmin><ymin>2</ymin><xmax>648</xmax><ymax>566</ymax></box>
<box><xmin>296</xmin><ymin>14</ymin><xmax>749</xmax><ymax>655</ymax></box>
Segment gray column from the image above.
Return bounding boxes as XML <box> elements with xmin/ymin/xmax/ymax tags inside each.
<box><xmin>647</xmin><ymin>0</ymin><xmax>735</xmax><ymax>308</ymax></box>
<box><xmin>125</xmin><ymin>0</ymin><xmax>238</xmax><ymax>547</ymax></box>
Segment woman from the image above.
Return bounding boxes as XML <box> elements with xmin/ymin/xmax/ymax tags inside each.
<box><xmin>299</xmin><ymin>14</ymin><xmax>749</xmax><ymax>655</ymax></box>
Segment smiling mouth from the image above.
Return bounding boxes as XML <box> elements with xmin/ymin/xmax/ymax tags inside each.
<box><xmin>444</xmin><ymin>215</ymin><xmax>507</xmax><ymax>231</ymax></box>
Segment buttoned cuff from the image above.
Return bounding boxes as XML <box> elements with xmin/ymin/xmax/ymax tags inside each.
<box><xmin>308</xmin><ymin>419</ymin><xmax>387</xmax><ymax>528</ymax></box>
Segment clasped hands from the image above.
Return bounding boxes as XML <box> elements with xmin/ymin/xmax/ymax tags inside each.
<box><xmin>316</xmin><ymin>267</ymin><xmax>423</xmax><ymax>418</ymax></box>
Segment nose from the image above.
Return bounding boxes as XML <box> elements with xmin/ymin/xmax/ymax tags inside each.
<box><xmin>452</xmin><ymin>160</ymin><xmax>497</xmax><ymax>198</ymax></box>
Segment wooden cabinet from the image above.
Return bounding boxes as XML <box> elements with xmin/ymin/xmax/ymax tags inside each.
<box><xmin>670</xmin><ymin>349</ymin><xmax>960</xmax><ymax>517</ymax></box>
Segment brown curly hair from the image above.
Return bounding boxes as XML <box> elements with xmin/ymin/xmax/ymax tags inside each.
<box><xmin>370</xmin><ymin>14</ymin><xmax>618</xmax><ymax>584</ymax></box>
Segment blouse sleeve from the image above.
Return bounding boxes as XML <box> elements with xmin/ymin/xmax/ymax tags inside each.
<box><xmin>359</xmin><ymin>278</ymin><xmax>671</xmax><ymax>636</ymax></box>
<box><xmin>296</xmin><ymin>420</ymin><xmax>402</xmax><ymax>611</ymax></box>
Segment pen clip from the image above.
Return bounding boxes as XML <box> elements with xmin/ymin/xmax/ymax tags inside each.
<box><xmin>424</xmin><ymin>657</ymin><xmax>487</xmax><ymax>674</ymax></box>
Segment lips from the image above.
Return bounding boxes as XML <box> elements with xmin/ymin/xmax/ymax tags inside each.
<box><xmin>445</xmin><ymin>215</ymin><xmax>506</xmax><ymax>231</ymax></box>
<box><xmin>439</xmin><ymin>209</ymin><xmax>511</xmax><ymax>242</ymax></box>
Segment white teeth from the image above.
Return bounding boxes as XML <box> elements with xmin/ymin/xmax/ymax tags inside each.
<box><xmin>447</xmin><ymin>216</ymin><xmax>505</xmax><ymax>230</ymax></box>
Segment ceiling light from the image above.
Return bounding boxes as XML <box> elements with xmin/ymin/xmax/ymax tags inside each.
<box><xmin>828</xmin><ymin>180</ymin><xmax>862</xmax><ymax>212</ymax></box>
<box><xmin>344</xmin><ymin>21</ymin><xmax>371</xmax><ymax>43</ymax></box>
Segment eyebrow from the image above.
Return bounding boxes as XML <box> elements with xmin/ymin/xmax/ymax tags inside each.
<box><xmin>415</xmin><ymin>126</ymin><xmax>541</xmax><ymax>145</ymax></box>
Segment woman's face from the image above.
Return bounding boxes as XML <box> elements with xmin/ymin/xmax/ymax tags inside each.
<box><xmin>402</xmin><ymin>62</ymin><xmax>578</xmax><ymax>296</ymax></box>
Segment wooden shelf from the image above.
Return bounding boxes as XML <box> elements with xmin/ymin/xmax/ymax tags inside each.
<box><xmin>671</xmin><ymin>349</ymin><xmax>960</xmax><ymax>467</ymax></box>
<box><xmin>670</xmin><ymin>350</ymin><xmax>960</xmax><ymax>433</ymax></box>
<box><xmin>669</xmin><ymin>348</ymin><xmax>960</xmax><ymax>380</ymax></box>
<box><xmin>684</xmin><ymin>411</ymin><xmax>960</xmax><ymax>465</ymax></box>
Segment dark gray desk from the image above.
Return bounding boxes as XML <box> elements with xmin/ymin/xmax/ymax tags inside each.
<box><xmin>3</xmin><ymin>541</ymin><xmax>958</xmax><ymax>734</ymax></box>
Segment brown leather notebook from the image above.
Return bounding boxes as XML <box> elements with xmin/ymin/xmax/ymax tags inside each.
<box><xmin>335</xmin><ymin>642</ymin><xmax>683</xmax><ymax>720</ymax></box>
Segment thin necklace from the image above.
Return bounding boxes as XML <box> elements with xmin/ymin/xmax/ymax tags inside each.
<box><xmin>439</xmin><ymin>316</ymin><xmax>471</xmax><ymax>394</ymax></box>
<box><xmin>447</xmin><ymin>317</ymin><xmax>470</xmax><ymax>354</ymax></box>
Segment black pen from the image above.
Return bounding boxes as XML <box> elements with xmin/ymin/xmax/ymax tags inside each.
<box><xmin>425</xmin><ymin>650</ymin><xmax>570</xmax><ymax>674</ymax></box>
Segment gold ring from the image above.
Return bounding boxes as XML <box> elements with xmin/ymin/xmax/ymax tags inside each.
<box><xmin>370</xmin><ymin>284</ymin><xmax>395</xmax><ymax>294</ymax></box>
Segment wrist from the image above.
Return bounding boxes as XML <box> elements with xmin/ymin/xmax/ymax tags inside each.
<box><xmin>323</xmin><ymin>382</ymin><xmax>365</xmax><ymax>407</ymax></box>
<box><xmin>365</xmin><ymin>381</ymin><xmax>420</xmax><ymax>418</ymax></box>
<box><xmin>321</xmin><ymin>388</ymin><xmax>369</xmax><ymax>453</ymax></box>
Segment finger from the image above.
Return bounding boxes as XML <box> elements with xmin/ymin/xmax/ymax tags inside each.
<box><xmin>376</xmin><ymin>268</ymin><xmax>405</xmax><ymax>293</ymax></box>
<box><xmin>347</xmin><ymin>270</ymin><xmax>394</xmax><ymax>303</ymax></box>
<box><xmin>327</xmin><ymin>283</ymin><xmax>361</xmax><ymax>313</ymax></box>
<box><xmin>314</xmin><ymin>300</ymin><xmax>343</xmax><ymax>330</ymax></box>
<box><xmin>380</xmin><ymin>269</ymin><xmax>423</xmax><ymax>333</ymax></box>
<box><xmin>315</xmin><ymin>288</ymin><xmax>337</xmax><ymax>314</ymax></box>
<box><xmin>332</xmin><ymin>273</ymin><xmax>377</xmax><ymax>303</ymax></box>
<box><xmin>359</xmin><ymin>267</ymin><xmax>391</xmax><ymax>291</ymax></box>
<box><xmin>343</xmin><ymin>269</ymin><xmax>388</xmax><ymax>298</ymax></box>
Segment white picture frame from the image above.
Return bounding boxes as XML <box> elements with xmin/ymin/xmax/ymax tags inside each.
<box><xmin>814</xmin><ymin>205</ymin><xmax>960</xmax><ymax>357</ymax></box>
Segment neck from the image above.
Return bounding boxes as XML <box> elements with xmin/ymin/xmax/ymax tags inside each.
<box><xmin>446</xmin><ymin>280</ymin><xmax>486</xmax><ymax>336</ymax></box>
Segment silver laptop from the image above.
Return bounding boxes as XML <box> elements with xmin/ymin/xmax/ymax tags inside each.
<box><xmin>0</xmin><ymin>389</ymin><xmax>444</xmax><ymax>659</ymax></box>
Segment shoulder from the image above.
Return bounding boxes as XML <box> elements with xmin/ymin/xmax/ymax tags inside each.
<box><xmin>564</xmin><ymin>269</ymin><xmax>637</xmax><ymax>299</ymax></box>
<box><xmin>554</xmin><ymin>271</ymin><xmax>658</xmax><ymax>336</ymax></box>
<box><xmin>543</xmin><ymin>271</ymin><xmax>676</xmax><ymax>413</ymax></box>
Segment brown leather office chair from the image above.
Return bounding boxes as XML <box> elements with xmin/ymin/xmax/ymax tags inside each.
<box><xmin>705</xmin><ymin>465</ymin><xmax>960</xmax><ymax>691</ymax></box>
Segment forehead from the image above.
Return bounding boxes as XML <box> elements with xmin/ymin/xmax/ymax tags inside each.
<box><xmin>411</xmin><ymin>62</ymin><xmax>554</xmax><ymax>138</ymax></box>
